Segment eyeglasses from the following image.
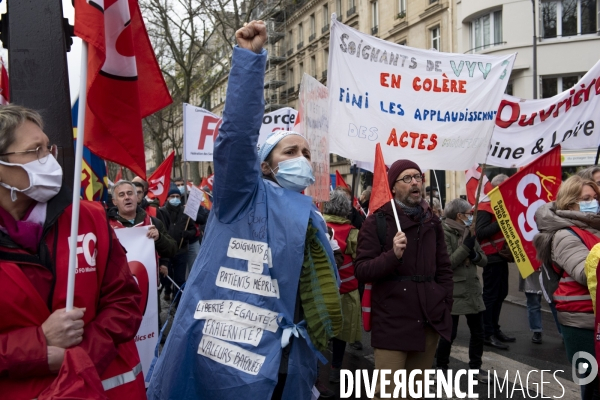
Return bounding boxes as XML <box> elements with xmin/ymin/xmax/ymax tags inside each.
<box><xmin>396</xmin><ymin>174</ymin><xmax>423</xmax><ymax>184</ymax></box>
<box><xmin>0</xmin><ymin>145</ymin><xmax>58</xmax><ymax>164</ymax></box>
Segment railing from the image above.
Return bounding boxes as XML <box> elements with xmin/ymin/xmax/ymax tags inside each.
<box><xmin>322</xmin><ymin>24</ymin><xmax>330</xmax><ymax>33</ymax></box>
<box><xmin>371</xmin><ymin>26</ymin><xmax>378</xmax><ymax>35</ymax></box>
<box><xmin>464</xmin><ymin>41</ymin><xmax>506</xmax><ymax>54</ymax></box>
<box><xmin>297</xmin><ymin>42</ymin><xmax>304</xmax><ymax>50</ymax></box>
<box><xmin>346</xmin><ymin>6</ymin><xmax>356</xmax><ymax>17</ymax></box>
<box><xmin>287</xmin><ymin>48</ymin><xmax>293</xmax><ymax>56</ymax></box>
<box><xmin>322</xmin><ymin>69</ymin><xmax>328</xmax><ymax>79</ymax></box>
<box><xmin>309</xmin><ymin>33</ymin><xmax>316</xmax><ymax>42</ymax></box>
<box><xmin>337</xmin><ymin>14</ymin><xmax>343</xmax><ymax>22</ymax></box>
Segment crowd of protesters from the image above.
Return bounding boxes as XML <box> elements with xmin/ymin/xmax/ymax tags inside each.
<box><xmin>4</xmin><ymin>18</ymin><xmax>600</xmax><ymax>400</ymax></box>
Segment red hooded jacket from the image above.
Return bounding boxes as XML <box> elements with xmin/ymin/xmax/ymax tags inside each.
<box><xmin>0</xmin><ymin>189</ymin><xmax>145</xmax><ymax>399</ymax></box>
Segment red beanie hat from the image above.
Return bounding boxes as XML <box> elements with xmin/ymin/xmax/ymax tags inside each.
<box><xmin>387</xmin><ymin>159</ymin><xmax>422</xmax><ymax>190</ymax></box>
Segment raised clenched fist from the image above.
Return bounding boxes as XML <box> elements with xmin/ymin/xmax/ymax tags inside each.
<box><xmin>235</xmin><ymin>20</ymin><xmax>268</xmax><ymax>54</ymax></box>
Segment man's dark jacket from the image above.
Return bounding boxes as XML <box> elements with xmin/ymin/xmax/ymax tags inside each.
<box><xmin>354</xmin><ymin>199</ymin><xmax>453</xmax><ymax>351</ymax></box>
<box><xmin>107</xmin><ymin>207</ymin><xmax>177</xmax><ymax>262</ymax></box>
<box><xmin>157</xmin><ymin>203</ymin><xmax>197</xmax><ymax>254</ymax></box>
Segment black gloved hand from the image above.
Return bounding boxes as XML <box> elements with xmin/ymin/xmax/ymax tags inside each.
<box><xmin>463</xmin><ymin>233</ymin><xmax>476</xmax><ymax>251</ymax></box>
<box><xmin>468</xmin><ymin>248</ymin><xmax>478</xmax><ymax>261</ymax></box>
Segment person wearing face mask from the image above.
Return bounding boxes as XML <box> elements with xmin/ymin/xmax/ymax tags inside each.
<box><xmin>435</xmin><ymin>198</ymin><xmax>487</xmax><ymax>381</ymax></box>
<box><xmin>146</xmin><ymin>21</ymin><xmax>342</xmax><ymax>400</ymax></box>
<box><xmin>156</xmin><ymin>187</ymin><xmax>197</xmax><ymax>302</ymax></box>
<box><xmin>533</xmin><ymin>175</ymin><xmax>600</xmax><ymax>400</ymax></box>
<box><xmin>0</xmin><ymin>105</ymin><xmax>145</xmax><ymax>398</ymax></box>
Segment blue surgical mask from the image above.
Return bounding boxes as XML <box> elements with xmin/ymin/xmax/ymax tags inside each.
<box><xmin>169</xmin><ymin>197</ymin><xmax>181</xmax><ymax>206</ymax></box>
<box><xmin>178</xmin><ymin>185</ymin><xmax>185</xmax><ymax>194</ymax></box>
<box><xmin>271</xmin><ymin>156</ymin><xmax>315</xmax><ymax>192</ymax></box>
<box><xmin>464</xmin><ymin>214</ymin><xmax>473</xmax><ymax>226</ymax></box>
<box><xmin>579</xmin><ymin>199</ymin><xmax>599</xmax><ymax>214</ymax></box>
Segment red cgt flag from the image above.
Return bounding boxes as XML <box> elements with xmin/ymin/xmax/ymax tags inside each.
<box><xmin>146</xmin><ymin>151</ymin><xmax>175</xmax><ymax>206</ymax></box>
<box><xmin>0</xmin><ymin>60</ymin><xmax>9</xmax><ymax>105</ymax></box>
<box><xmin>488</xmin><ymin>145</ymin><xmax>562</xmax><ymax>277</ymax></box>
<box><xmin>74</xmin><ymin>0</ymin><xmax>172</xmax><ymax>179</ymax></box>
<box><xmin>369</xmin><ymin>143</ymin><xmax>392</xmax><ymax>214</ymax></box>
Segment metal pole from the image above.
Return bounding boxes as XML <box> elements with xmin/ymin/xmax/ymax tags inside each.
<box><xmin>532</xmin><ymin>0</ymin><xmax>538</xmax><ymax>99</ymax></box>
<box><xmin>66</xmin><ymin>41</ymin><xmax>88</xmax><ymax>312</ymax></box>
<box><xmin>7</xmin><ymin>0</ymin><xmax>75</xmax><ymax>188</ymax></box>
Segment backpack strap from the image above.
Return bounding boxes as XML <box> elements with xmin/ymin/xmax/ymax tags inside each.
<box><xmin>0</xmin><ymin>250</ymin><xmax>45</xmax><ymax>267</ymax></box>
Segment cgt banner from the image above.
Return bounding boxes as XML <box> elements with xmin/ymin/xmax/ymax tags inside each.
<box><xmin>327</xmin><ymin>17</ymin><xmax>515</xmax><ymax>170</ymax></box>
<box><xmin>487</xmin><ymin>59</ymin><xmax>600</xmax><ymax>168</ymax></box>
<box><xmin>113</xmin><ymin>226</ymin><xmax>159</xmax><ymax>385</ymax></box>
<box><xmin>488</xmin><ymin>146</ymin><xmax>562</xmax><ymax>278</ymax></box>
<box><xmin>183</xmin><ymin>104</ymin><xmax>298</xmax><ymax>161</ymax></box>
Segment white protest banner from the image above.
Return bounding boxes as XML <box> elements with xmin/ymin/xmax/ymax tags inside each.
<box><xmin>184</xmin><ymin>186</ymin><xmax>203</xmax><ymax>219</ymax></box>
<box><xmin>259</xmin><ymin>107</ymin><xmax>298</xmax><ymax>144</ymax></box>
<box><xmin>298</xmin><ymin>73</ymin><xmax>330</xmax><ymax>201</ymax></box>
<box><xmin>183</xmin><ymin>104</ymin><xmax>222</xmax><ymax>162</ymax></box>
<box><xmin>486</xmin><ymin>60</ymin><xmax>600</xmax><ymax>168</ymax></box>
<box><xmin>327</xmin><ymin>17</ymin><xmax>515</xmax><ymax>170</ymax></box>
<box><xmin>183</xmin><ymin>104</ymin><xmax>297</xmax><ymax>161</ymax></box>
<box><xmin>113</xmin><ymin>226</ymin><xmax>158</xmax><ymax>385</ymax></box>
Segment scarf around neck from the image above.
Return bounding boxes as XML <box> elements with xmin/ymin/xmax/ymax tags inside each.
<box><xmin>445</xmin><ymin>217</ymin><xmax>470</xmax><ymax>244</ymax></box>
<box><xmin>0</xmin><ymin>201</ymin><xmax>47</xmax><ymax>252</ymax></box>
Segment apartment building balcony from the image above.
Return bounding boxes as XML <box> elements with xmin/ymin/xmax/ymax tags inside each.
<box><xmin>297</xmin><ymin>42</ymin><xmax>304</xmax><ymax>50</ymax></box>
<box><xmin>287</xmin><ymin>48</ymin><xmax>293</xmax><ymax>56</ymax></box>
<box><xmin>268</xmin><ymin>31</ymin><xmax>285</xmax><ymax>44</ymax></box>
<box><xmin>322</xmin><ymin>24</ymin><xmax>330</xmax><ymax>34</ymax></box>
<box><xmin>309</xmin><ymin>33</ymin><xmax>316</xmax><ymax>42</ymax></box>
<box><xmin>346</xmin><ymin>6</ymin><xmax>356</xmax><ymax>17</ymax></box>
<box><xmin>268</xmin><ymin>53</ymin><xmax>286</xmax><ymax>65</ymax></box>
<box><xmin>264</xmin><ymin>78</ymin><xmax>286</xmax><ymax>89</ymax></box>
<box><xmin>321</xmin><ymin>69</ymin><xmax>328</xmax><ymax>80</ymax></box>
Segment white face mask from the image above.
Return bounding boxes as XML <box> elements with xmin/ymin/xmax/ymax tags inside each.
<box><xmin>0</xmin><ymin>155</ymin><xmax>63</xmax><ymax>202</ymax></box>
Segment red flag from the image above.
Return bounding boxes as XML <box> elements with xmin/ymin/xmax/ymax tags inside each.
<box><xmin>38</xmin><ymin>347</ymin><xmax>107</xmax><ymax>400</ymax></box>
<box><xmin>488</xmin><ymin>146</ymin><xmax>562</xmax><ymax>277</ymax></box>
<box><xmin>114</xmin><ymin>166</ymin><xmax>123</xmax><ymax>182</ymax></box>
<box><xmin>335</xmin><ymin>170</ymin><xmax>348</xmax><ymax>189</ymax></box>
<box><xmin>369</xmin><ymin>144</ymin><xmax>392</xmax><ymax>214</ymax></box>
<box><xmin>146</xmin><ymin>151</ymin><xmax>175</xmax><ymax>206</ymax></box>
<box><xmin>205</xmin><ymin>174</ymin><xmax>214</xmax><ymax>192</ymax></box>
<box><xmin>465</xmin><ymin>164</ymin><xmax>494</xmax><ymax>213</ymax></box>
<box><xmin>293</xmin><ymin>109</ymin><xmax>303</xmax><ymax>134</ymax></box>
<box><xmin>0</xmin><ymin>60</ymin><xmax>9</xmax><ymax>105</ymax></box>
<box><xmin>74</xmin><ymin>0</ymin><xmax>172</xmax><ymax>179</ymax></box>
<box><xmin>336</xmin><ymin>170</ymin><xmax>365</xmax><ymax>216</ymax></box>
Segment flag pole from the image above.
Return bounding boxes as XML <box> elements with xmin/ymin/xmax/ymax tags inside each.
<box><xmin>432</xmin><ymin>170</ymin><xmax>444</xmax><ymax>211</ymax></box>
<box><xmin>471</xmin><ymin>164</ymin><xmax>487</xmax><ymax>235</ymax></box>
<box><xmin>390</xmin><ymin>198</ymin><xmax>401</xmax><ymax>232</ymax></box>
<box><xmin>66</xmin><ymin>41</ymin><xmax>88</xmax><ymax>312</ymax></box>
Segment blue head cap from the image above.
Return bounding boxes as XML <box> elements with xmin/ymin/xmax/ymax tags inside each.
<box><xmin>258</xmin><ymin>130</ymin><xmax>305</xmax><ymax>163</ymax></box>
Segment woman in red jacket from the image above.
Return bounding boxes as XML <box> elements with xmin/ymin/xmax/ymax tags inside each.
<box><xmin>0</xmin><ymin>105</ymin><xmax>145</xmax><ymax>399</ymax></box>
